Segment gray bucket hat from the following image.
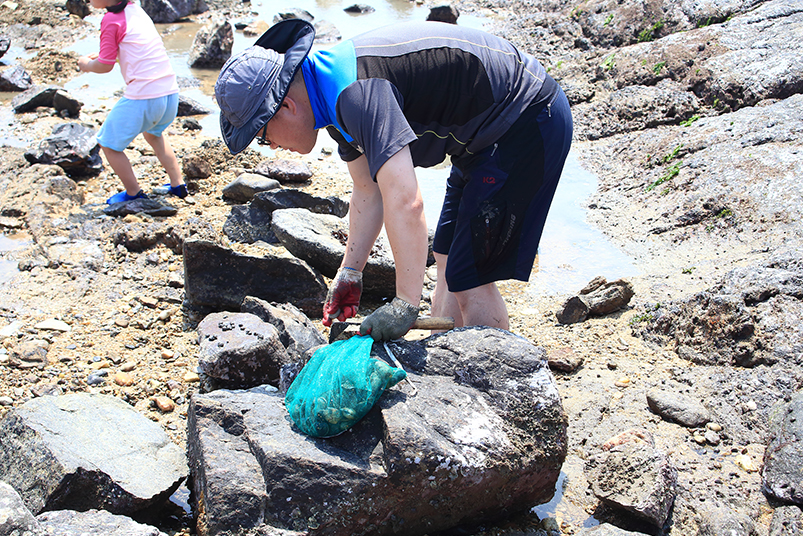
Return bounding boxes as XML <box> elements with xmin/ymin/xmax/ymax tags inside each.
<box><xmin>215</xmin><ymin>19</ymin><xmax>315</xmax><ymax>154</ymax></box>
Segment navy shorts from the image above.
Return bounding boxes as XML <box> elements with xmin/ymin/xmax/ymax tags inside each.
<box><xmin>432</xmin><ymin>86</ymin><xmax>573</xmax><ymax>292</ymax></box>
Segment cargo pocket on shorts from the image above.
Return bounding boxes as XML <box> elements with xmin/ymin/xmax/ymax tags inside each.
<box><xmin>470</xmin><ymin>197</ymin><xmax>519</xmax><ymax>277</ymax></box>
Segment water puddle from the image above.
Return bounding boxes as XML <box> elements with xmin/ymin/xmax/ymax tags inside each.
<box><xmin>0</xmin><ymin>232</ymin><xmax>31</xmax><ymax>286</ymax></box>
<box><xmin>415</xmin><ymin>153</ymin><xmax>638</xmax><ymax>297</ymax></box>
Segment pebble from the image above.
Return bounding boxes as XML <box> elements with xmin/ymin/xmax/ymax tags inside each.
<box><xmin>734</xmin><ymin>454</ymin><xmax>758</xmax><ymax>472</ymax></box>
<box><xmin>152</xmin><ymin>396</ymin><xmax>175</xmax><ymax>413</ymax></box>
<box><xmin>614</xmin><ymin>376</ymin><xmax>631</xmax><ymax>387</ymax></box>
<box><xmin>139</xmin><ymin>296</ymin><xmax>158</xmax><ymax>308</ymax></box>
<box><xmin>0</xmin><ymin>396</ymin><xmax>13</xmax><ymax>406</ymax></box>
<box><xmin>693</xmin><ymin>433</ymin><xmax>706</xmax><ymax>445</ymax></box>
<box><xmin>707</xmin><ymin>422</ymin><xmax>723</xmax><ymax>432</ymax></box>
<box><xmin>86</xmin><ymin>371</ymin><xmax>107</xmax><ymax>385</ymax></box>
<box><xmin>158</xmin><ymin>309</ymin><xmax>173</xmax><ymax>321</ymax></box>
<box><xmin>89</xmin><ymin>361</ymin><xmax>110</xmax><ymax>370</ymax></box>
<box><xmin>114</xmin><ymin>371</ymin><xmax>134</xmax><ymax>386</ymax></box>
<box><xmin>161</xmin><ymin>349</ymin><xmax>175</xmax><ymax>360</ymax></box>
<box><xmin>704</xmin><ymin>430</ymin><xmax>721</xmax><ymax>446</ymax></box>
<box><xmin>745</xmin><ymin>400</ymin><xmax>757</xmax><ymax>411</ymax></box>
<box><xmin>120</xmin><ymin>361</ymin><xmax>137</xmax><ymax>372</ymax></box>
<box><xmin>183</xmin><ymin>371</ymin><xmax>200</xmax><ymax>383</ymax></box>
<box><xmin>34</xmin><ymin>319</ymin><xmax>71</xmax><ymax>332</ymax></box>
<box><xmin>114</xmin><ymin>317</ymin><xmax>130</xmax><ymax>328</ymax></box>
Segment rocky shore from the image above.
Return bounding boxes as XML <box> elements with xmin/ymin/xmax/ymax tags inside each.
<box><xmin>0</xmin><ymin>0</ymin><xmax>802</xmax><ymax>535</ymax></box>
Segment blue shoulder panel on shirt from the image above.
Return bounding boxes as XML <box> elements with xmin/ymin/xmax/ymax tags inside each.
<box><xmin>301</xmin><ymin>41</ymin><xmax>357</xmax><ymax>143</ymax></box>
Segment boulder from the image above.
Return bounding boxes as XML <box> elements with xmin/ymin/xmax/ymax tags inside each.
<box><xmin>37</xmin><ymin>509</ymin><xmax>169</xmax><ymax>536</ymax></box>
<box><xmin>240</xmin><ymin>296</ymin><xmax>326</xmax><ymax>360</ymax></box>
<box><xmin>222</xmin><ymin>204</ymin><xmax>277</xmax><ymax>244</ymax></box>
<box><xmin>24</xmin><ymin>123</ymin><xmax>102</xmax><ymax>177</ymax></box>
<box><xmin>253</xmin><ymin>159</ymin><xmax>313</xmax><ymax>184</ymax></box>
<box><xmin>271</xmin><ymin>208</ymin><xmax>396</xmax><ymax>297</ymax></box>
<box><xmin>140</xmin><ymin>0</ymin><xmax>208</xmax><ymax>23</ymax></box>
<box><xmin>177</xmin><ymin>94</ymin><xmax>212</xmax><ymax>116</ymax></box>
<box><xmin>585</xmin><ymin>429</ymin><xmax>677</xmax><ymax>527</ymax></box>
<box><xmin>197</xmin><ymin>311</ymin><xmax>292</xmax><ymax>389</ymax></box>
<box><xmin>0</xmin><ymin>65</ymin><xmax>33</xmax><ymax>92</ymax></box>
<box><xmin>182</xmin><ymin>239</ymin><xmax>327</xmax><ymax>318</ymax></box>
<box><xmin>253</xmin><ymin>189</ymin><xmax>348</xmax><ymax>218</ymax></box>
<box><xmin>222</xmin><ymin>173</ymin><xmax>281</xmax><ymax>202</ymax></box>
<box><xmin>188</xmin><ymin>18</ymin><xmax>233</xmax><ymax>68</ymax></box>
<box><xmin>0</xmin><ymin>481</ymin><xmax>43</xmax><ymax>535</ymax></box>
<box><xmin>0</xmin><ymin>393</ymin><xmax>187</xmax><ymax>515</ymax></box>
<box><xmin>187</xmin><ymin>327</ymin><xmax>567</xmax><ymax>536</ymax></box>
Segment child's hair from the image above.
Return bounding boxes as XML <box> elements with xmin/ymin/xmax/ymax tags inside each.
<box><xmin>106</xmin><ymin>0</ymin><xmax>129</xmax><ymax>13</ymax></box>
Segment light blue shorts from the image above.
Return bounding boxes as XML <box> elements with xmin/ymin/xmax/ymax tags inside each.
<box><xmin>97</xmin><ymin>93</ymin><xmax>179</xmax><ymax>152</ymax></box>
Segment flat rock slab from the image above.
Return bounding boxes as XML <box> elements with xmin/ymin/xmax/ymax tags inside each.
<box><xmin>762</xmin><ymin>392</ymin><xmax>803</xmax><ymax>504</ymax></box>
<box><xmin>188</xmin><ymin>327</ymin><xmax>567</xmax><ymax>536</ymax></box>
<box><xmin>0</xmin><ymin>393</ymin><xmax>187</xmax><ymax>515</ymax></box>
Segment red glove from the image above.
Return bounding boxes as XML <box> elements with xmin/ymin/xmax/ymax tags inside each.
<box><xmin>322</xmin><ymin>267</ymin><xmax>363</xmax><ymax>327</ymax></box>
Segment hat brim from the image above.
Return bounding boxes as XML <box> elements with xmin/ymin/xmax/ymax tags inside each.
<box><xmin>220</xmin><ymin>19</ymin><xmax>315</xmax><ymax>154</ymax></box>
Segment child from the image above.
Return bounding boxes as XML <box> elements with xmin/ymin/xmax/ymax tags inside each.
<box><xmin>78</xmin><ymin>0</ymin><xmax>188</xmax><ymax>204</ymax></box>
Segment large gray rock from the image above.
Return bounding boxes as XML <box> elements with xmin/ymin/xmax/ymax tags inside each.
<box><xmin>0</xmin><ymin>481</ymin><xmax>44</xmax><ymax>536</ymax></box>
<box><xmin>585</xmin><ymin>429</ymin><xmax>677</xmax><ymax>527</ymax></box>
<box><xmin>197</xmin><ymin>311</ymin><xmax>292</xmax><ymax>389</ymax></box>
<box><xmin>762</xmin><ymin>392</ymin><xmax>803</xmax><ymax>504</ymax></box>
<box><xmin>697</xmin><ymin>507</ymin><xmax>756</xmax><ymax>536</ymax></box>
<box><xmin>646</xmin><ymin>388</ymin><xmax>711</xmax><ymax>427</ymax></box>
<box><xmin>188</xmin><ymin>18</ymin><xmax>233</xmax><ymax>68</ymax></box>
<box><xmin>222</xmin><ymin>173</ymin><xmax>281</xmax><ymax>202</ymax></box>
<box><xmin>253</xmin><ymin>189</ymin><xmax>348</xmax><ymax>218</ymax></box>
<box><xmin>140</xmin><ymin>0</ymin><xmax>207</xmax><ymax>23</ymax></box>
<box><xmin>0</xmin><ymin>65</ymin><xmax>32</xmax><ymax>92</ymax></box>
<box><xmin>271</xmin><ymin>208</ymin><xmax>396</xmax><ymax>297</ymax></box>
<box><xmin>0</xmin><ymin>393</ymin><xmax>187</xmax><ymax>515</ymax></box>
<box><xmin>770</xmin><ymin>505</ymin><xmax>803</xmax><ymax>536</ymax></box>
<box><xmin>36</xmin><ymin>509</ymin><xmax>168</xmax><ymax>536</ymax></box>
<box><xmin>24</xmin><ymin>123</ymin><xmax>102</xmax><ymax>178</ymax></box>
<box><xmin>187</xmin><ymin>327</ymin><xmax>567</xmax><ymax>536</ymax></box>
<box><xmin>182</xmin><ymin>239</ymin><xmax>327</xmax><ymax>318</ymax></box>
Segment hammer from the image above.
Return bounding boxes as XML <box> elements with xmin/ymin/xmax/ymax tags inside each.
<box><xmin>328</xmin><ymin>316</ymin><xmax>455</xmax><ymax>344</ymax></box>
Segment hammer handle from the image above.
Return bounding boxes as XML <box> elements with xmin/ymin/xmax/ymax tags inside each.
<box><xmin>411</xmin><ymin>317</ymin><xmax>455</xmax><ymax>330</ymax></box>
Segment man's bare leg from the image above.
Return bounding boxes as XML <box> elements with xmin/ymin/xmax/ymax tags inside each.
<box><xmin>431</xmin><ymin>252</ymin><xmax>463</xmax><ymax>331</ymax></box>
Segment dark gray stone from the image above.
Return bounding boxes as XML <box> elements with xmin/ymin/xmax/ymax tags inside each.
<box><xmin>222</xmin><ymin>204</ymin><xmax>277</xmax><ymax>245</ymax></box>
<box><xmin>103</xmin><ymin>198</ymin><xmax>178</xmax><ymax>217</ymax></box>
<box><xmin>253</xmin><ymin>159</ymin><xmax>313</xmax><ymax>184</ymax></box>
<box><xmin>52</xmin><ymin>90</ymin><xmax>82</xmax><ymax>118</ymax></box>
<box><xmin>177</xmin><ymin>94</ymin><xmax>212</xmax><ymax>116</ymax></box>
<box><xmin>65</xmin><ymin>0</ymin><xmax>90</xmax><ymax>17</ymax></box>
<box><xmin>763</xmin><ymin>393</ymin><xmax>803</xmax><ymax>504</ymax></box>
<box><xmin>222</xmin><ymin>173</ymin><xmax>281</xmax><ymax>202</ymax></box>
<box><xmin>0</xmin><ymin>393</ymin><xmax>187</xmax><ymax>515</ymax></box>
<box><xmin>253</xmin><ymin>188</ymin><xmax>349</xmax><ymax>218</ymax></box>
<box><xmin>270</xmin><ymin>208</ymin><xmax>396</xmax><ymax>297</ymax></box>
<box><xmin>0</xmin><ymin>65</ymin><xmax>33</xmax><ymax>92</ymax></box>
<box><xmin>188</xmin><ymin>19</ymin><xmax>233</xmax><ymax>68</ymax></box>
<box><xmin>140</xmin><ymin>0</ymin><xmax>208</xmax><ymax>23</ymax></box>
<box><xmin>343</xmin><ymin>3</ymin><xmax>374</xmax><ymax>14</ymax></box>
<box><xmin>646</xmin><ymin>388</ymin><xmax>711</xmax><ymax>427</ymax></box>
<box><xmin>188</xmin><ymin>327</ymin><xmax>566</xmax><ymax>536</ymax></box>
<box><xmin>427</xmin><ymin>4</ymin><xmax>459</xmax><ymax>24</ymax></box>
<box><xmin>182</xmin><ymin>239</ymin><xmax>327</xmax><ymax>318</ymax></box>
<box><xmin>240</xmin><ymin>297</ymin><xmax>326</xmax><ymax>360</ymax></box>
<box><xmin>24</xmin><ymin>123</ymin><xmax>102</xmax><ymax>177</ymax></box>
<box><xmin>36</xmin><ymin>509</ymin><xmax>168</xmax><ymax>536</ymax></box>
<box><xmin>197</xmin><ymin>311</ymin><xmax>291</xmax><ymax>388</ymax></box>
<box><xmin>11</xmin><ymin>85</ymin><xmax>62</xmax><ymax>113</ymax></box>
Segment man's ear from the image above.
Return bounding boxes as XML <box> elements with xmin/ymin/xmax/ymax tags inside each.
<box><xmin>281</xmin><ymin>95</ymin><xmax>298</xmax><ymax>115</ymax></box>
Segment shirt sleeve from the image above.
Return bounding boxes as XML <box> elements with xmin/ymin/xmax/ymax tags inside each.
<box><xmin>335</xmin><ymin>79</ymin><xmax>418</xmax><ymax>180</ymax></box>
<box><xmin>98</xmin><ymin>12</ymin><xmax>125</xmax><ymax>64</ymax></box>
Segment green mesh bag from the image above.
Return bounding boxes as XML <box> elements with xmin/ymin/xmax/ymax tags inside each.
<box><xmin>285</xmin><ymin>335</ymin><xmax>407</xmax><ymax>438</ymax></box>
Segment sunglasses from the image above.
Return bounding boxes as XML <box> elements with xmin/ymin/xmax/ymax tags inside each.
<box><xmin>256</xmin><ymin>125</ymin><xmax>271</xmax><ymax>147</ymax></box>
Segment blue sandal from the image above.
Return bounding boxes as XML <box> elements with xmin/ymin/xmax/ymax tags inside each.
<box><xmin>153</xmin><ymin>184</ymin><xmax>188</xmax><ymax>198</ymax></box>
<box><xmin>106</xmin><ymin>190</ymin><xmax>148</xmax><ymax>204</ymax></box>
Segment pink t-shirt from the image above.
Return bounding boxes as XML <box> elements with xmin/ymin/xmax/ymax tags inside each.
<box><xmin>97</xmin><ymin>2</ymin><xmax>178</xmax><ymax>100</ymax></box>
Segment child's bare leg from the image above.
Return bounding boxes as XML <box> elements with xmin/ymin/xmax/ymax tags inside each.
<box><xmin>101</xmin><ymin>145</ymin><xmax>141</xmax><ymax>195</ymax></box>
<box><xmin>143</xmin><ymin>131</ymin><xmax>183</xmax><ymax>187</ymax></box>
